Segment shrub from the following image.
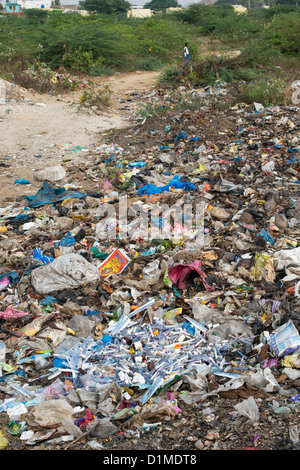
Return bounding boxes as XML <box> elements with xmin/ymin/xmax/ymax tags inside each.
<box><xmin>91</xmin><ymin>64</ymin><xmax>115</xmax><ymax>76</ymax></box>
<box><xmin>134</xmin><ymin>56</ymin><xmax>163</xmax><ymax>71</ymax></box>
<box><xmin>24</xmin><ymin>9</ymin><xmax>48</xmax><ymax>24</ymax></box>
<box><xmin>158</xmin><ymin>65</ymin><xmax>182</xmax><ymax>84</ymax></box>
<box><xmin>79</xmin><ymin>82</ymin><xmax>113</xmax><ymax>110</ymax></box>
<box><xmin>233</xmin><ymin>78</ymin><xmax>287</xmax><ymax>106</ymax></box>
<box><xmin>64</xmin><ymin>46</ymin><xmax>95</xmax><ymax>73</ymax></box>
<box><xmin>263</xmin><ymin>13</ymin><xmax>300</xmax><ymax>57</ymax></box>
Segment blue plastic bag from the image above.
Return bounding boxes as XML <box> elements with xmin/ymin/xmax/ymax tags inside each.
<box><xmin>26</xmin><ymin>181</ymin><xmax>86</xmax><ymax>208</ymax></box>
<box><xmin>40</xmin><ymin>296</ymin><xmax>59</xmax><ymax>305</ymax></box>
<box><xmin>58</xmin><ymin>236</ymin><xmax>76</xmax><ymax>247</ymax></box>
<box><xmin>174</xmin><ymin>131</ymin><xmax>187</xmax><ymax>142</ymax></box>
<box><xmin>138</xmin><ymin>175</ymin><xmax>196</xmax><ymax>196</ymax></box>
<box><xmin>0</xmin><ymin>271</ymin><xmax>19</xmax><ymax>285</ymax></box>
<box><xmin>258</xmin><ymin>229</ymin><xmax>275</xmax><ymax>245</ymax></box>
<box><xmin>32</xmin><ymin>247</ymin><xmax>54</xmax><ymax>265</ymax></box>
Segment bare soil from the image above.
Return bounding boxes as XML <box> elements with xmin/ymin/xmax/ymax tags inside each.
<box><xmin>0</xmin><ymin>70</ymin><xmax>160</xmax><ymax>200</ymax></box>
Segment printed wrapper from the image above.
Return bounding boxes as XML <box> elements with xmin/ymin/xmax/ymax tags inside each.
<box><xmin>269</xmin><ymin>320</ymin><xmax>300</xmax><ymax>357</ymax></box>
<box><xmin>98</xmin><ymin>249</ymin><xmax>130</xmax><ymax>278</ymax></box>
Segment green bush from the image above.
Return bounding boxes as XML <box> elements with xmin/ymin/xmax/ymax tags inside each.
<box><xmin>134</xmin><ymin>56</ymin><xmax>163</xmax><ymax>71</ymax></box>
<box><xmin>263</xmin><ymin>13</ymin><xmax>300</xmax><ymax>57</ymax></box>
<box><xmin>234</xmin><ymin>78</ymin><xmax>287</xmax><ymax>106</ymax></box>
<box><xmin>0</xmin><ymin>5</ymin><xmax>298</xmax><ymax>81</ymax></box>
<box><xmin>158</xmin><ymin>65</ymin><xmax>181</xmax><ymax>84</ymax></box>
<box><xmin>24</xmin><ymin>9</ymin><xmax>48</xmax><ymax>24</ymax></box>
<box><xmin>91</xmin><ymin>64</ymin><xmax>115</xmax><ymax>76</ymax></box>
<box><xmin>64</xmin><ymin>46</ymin><xmax>96</xmax><ymax>73</ymax></box>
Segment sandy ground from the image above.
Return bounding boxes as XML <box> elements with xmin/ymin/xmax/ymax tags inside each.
<box><xmin>0</xmin><ymin>70</ymin><xmax>160</xmax><ymax>200</ymax></box>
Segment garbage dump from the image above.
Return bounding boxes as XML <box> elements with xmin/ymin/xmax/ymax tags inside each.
<box><xmin>0</xmin><ymin>82</ymin><xmax>300</xmax><ymax>452</ymax></box>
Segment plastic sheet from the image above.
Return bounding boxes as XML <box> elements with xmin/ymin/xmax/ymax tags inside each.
<box><xmin>26</xmin><ymin>181</ymin><xmax>86</xmax><ymax>208</ymax></box>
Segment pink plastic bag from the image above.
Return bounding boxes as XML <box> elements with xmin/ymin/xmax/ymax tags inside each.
<box><xmin>0</xmin><ymin>305</ymin><xmax>29</xmax><ymax>320</ymax></box>
<box><xmin>0</xmin><ymin>276</ymin><xmax>9</xmax><ymax>292</ymax></box>
<box><xmin>168</xmin><ymin>260</ymin><xmax>214</xmax><ymax>291</ymax></box>
<box><xmin>102</xmin><ymin>178</ymin><xmax>113</xmax><ymax>191</ymax></box>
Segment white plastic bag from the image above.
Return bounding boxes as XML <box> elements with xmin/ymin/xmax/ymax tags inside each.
<box><xmin>35</xmin><ymin>165</ymin><xmax>66</xmax><ymax>183</ymax></box>
<box><xmin>274</xmin><ymin>247</ymin><xmax>300</xmax><ymax>283</ymax></box>
<box><xmin>234</xmin><ymin>396</ymin><xmax>260</xmax><ymax>423</ymax></box>
<box><xmin>31</xmin><ymin>253</ymin><xmax>99</xmax><ymax>294</ymax></box>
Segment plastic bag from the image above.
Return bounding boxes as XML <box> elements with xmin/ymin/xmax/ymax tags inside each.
<box><xmin>267</xmin><ymin>320</ymin><xmax>300</xmax><ymax>357</ymax></box>
<box><xmin>143</xmin><ymin>259</ymin><xmax>160</xmax><ymax>279</ymax></box>
<box><xmin>289</xmin><ymin>425</ymin><xmax>299</xmax><ymax>445</ymax></box>
<box><xmin>33</xmin><ymin>399</ymin><xmax>75</xmax><ymax>428</ymax></box>
<box><xmin>274</xmin><ymin>247</ymin><xmax>300</xmax><ymax>283</ymax></box>
<box><xmin>0</xmin><ymin>276</ymin><xmax>9</xmax><ymax>291</ymax></box>
<box><xmin>138</xmin><ymin>175</ymin><xmax>196</xmax><ymax>196</ymax></box>
<box><xmin>32</xmin><ymin>247</ymin><xmax>54</xmax><ymax>265</ymax></box>
<box><xmin>90</xmin><ymin>418</ymin><xmax>118</xmax><ymax>439</ymax></box>
<box><xmin>209</xmin><ymin>206</ymin><xmax>231</xmax><ymax>220</ymax></box>
<box><xmin>58</xmin><ymin>418</ymin><xmax>83</xmax><ymax>438</ymax></box>
<box><xmin>97</xmin><ymin>383</ymin><xmax>123</xmax><ymax>417</ymax></box>
<box><xmin>234</xmin><ymin>396</ymin><xmax>260</xmax><ymax>423</ymax></box>
<box><xmin>67</xmin><ymin>314</ymin><xmax>94</xmax><ymax>338</ymax></box>
<box><xmin>282</xmin><ymin>352</ymin><xmax>300</xmax><ymax>369</ymax></box>
<box><xmin>0</xmin><ymin>305</ymin><xmax>29</xmax><ymax>321</ymax></box>
<box><xmin>35</xmin><ymin>165</ymin><xmax>66</xmax><ymax>183</ymax></box>
<box><xmin>139</xmin><ymin>398</ymin><xmax>177</xmax><ymax>422</ymax></box>
<box><xmin>26</xmin><ymin>181</ymin><xmax>86</xmax><ymax>208</ymax></box>
<box><xmin>31</xmin><ymin>253</ymin><xmax>99</xmax><ymax>294</ymax></box>
<box><xmin>168</xmin><ymin>260</ymin><xmax>214</xmax><ymax>291</ymax></box>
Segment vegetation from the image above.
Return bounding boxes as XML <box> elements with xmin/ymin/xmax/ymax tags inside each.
<box><xmin>78</xmin><ymin>0</ymin><xmax>130</xmax><ymax>14</ymax></box>
<box><xmin>0</xmin><ymin>1</ymin><xmax>298</xmax><ymax>106</ymax></box>
<box><xmin>144</xmin><ymin>0</ymin><xmax>181</xmax><ymax>11</ymax></box>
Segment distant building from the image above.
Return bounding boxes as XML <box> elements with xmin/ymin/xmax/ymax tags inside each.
<box><xmin>127</xmin><ymin>8</ymin><xmax>152</xmax><ymax>18</ymax></box>
<box><xmin>61</xmin><ymin>4</ymin><xmax>77</xmax><ymax>11</ymax></box>
<box><xmin>166</xmin><ymin>7</ymin><xmax>182</xmax><ymax>13</ymax></box>
<box><xmin>77</xmin><ymin>9</ymin><xmax>89</xmax><ymax>15</ymax></box>
<box><xmin>5</xmin><ymin>1</ymin><xmax>22</xmax><ymax>12</ymax></box>
<box><xmin>233</xmin><ymin>4</ymin><xmax>248</xmax><ymax>14</ymax></box>
<box><xmin>16</xmin><ymin>0</ymin><xmax>52</xmax><ymax>9</ymax></box>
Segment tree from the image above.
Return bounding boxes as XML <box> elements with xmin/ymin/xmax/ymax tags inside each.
<box><xmin>79</xmin><ymin>0</ymin><xmax>130</xmax><ymax>14</ymax></box>
<box><xmin>144</xmin><ymin>0</ymin><xmax>182</xmax><ymax>11</ymax></box>
<box><xmin>24</xmin><ymin>9</ymin><xmax>48</xmax><ymax>24</ymax></box>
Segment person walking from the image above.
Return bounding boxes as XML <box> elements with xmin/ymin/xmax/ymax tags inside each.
<box><xmin>183</xmin><ymin>43</ymin><xmax>190</xmax><ymax>64</ymax></box>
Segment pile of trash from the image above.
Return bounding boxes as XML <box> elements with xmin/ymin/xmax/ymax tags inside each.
<box><xmin>0</xmin><ymin>88</ymin><xmax>300</xmax><ymax>451</ymax></box>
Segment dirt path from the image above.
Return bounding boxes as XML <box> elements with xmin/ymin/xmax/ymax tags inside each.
<box><xmin>0</xmin><ymin>70</ymin><xmax>160</xmax><ymax>200</ymax></box>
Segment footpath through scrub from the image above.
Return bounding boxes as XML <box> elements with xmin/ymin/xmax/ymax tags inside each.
<box><xmin>0</xmin><ymin>76</ymin><xmax>300</xmax><ymax>451</ymax></box>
